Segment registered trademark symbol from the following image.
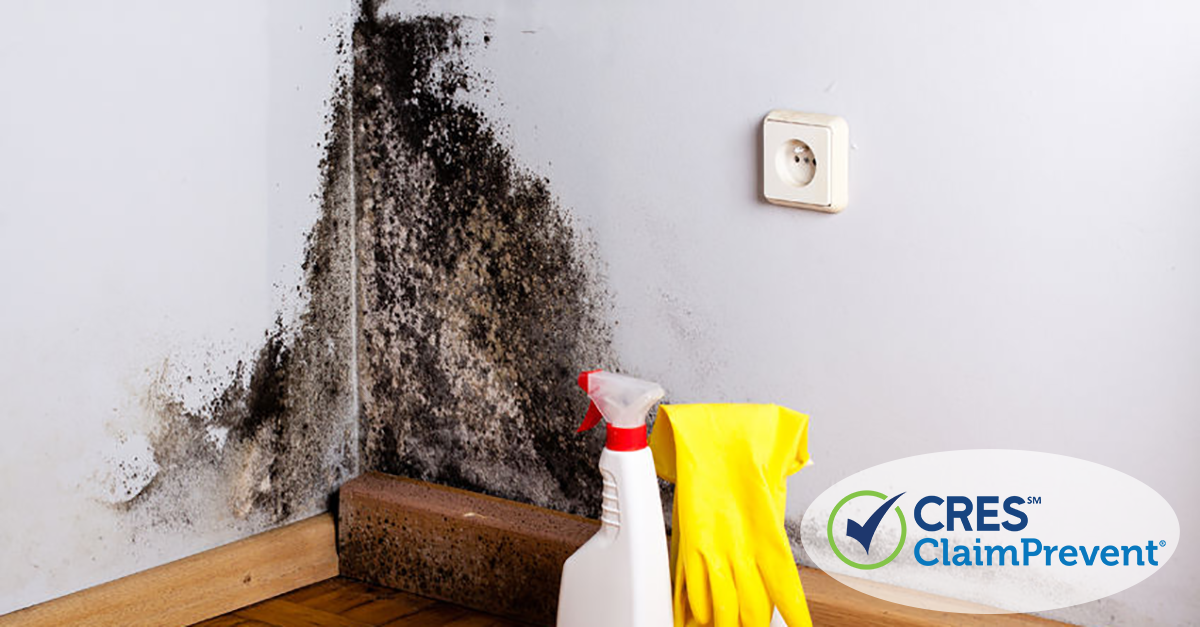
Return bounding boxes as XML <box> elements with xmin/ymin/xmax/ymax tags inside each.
<box><xmin>1160</xmin><ymin>540</ymin><xmax>1166</xmax><ymax>547</ymax></box>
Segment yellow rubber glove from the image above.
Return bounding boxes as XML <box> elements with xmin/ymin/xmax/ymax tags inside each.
<box><xmin>649</xmin><ymin>404</ymin><xmax>812</xmax><ymax>627</ymax></box>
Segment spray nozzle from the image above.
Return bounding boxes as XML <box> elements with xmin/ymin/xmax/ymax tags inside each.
<box><xmin>575</xmin><ymin>370</ymin><xmax>665</xmax><ymax>435</ymax></box>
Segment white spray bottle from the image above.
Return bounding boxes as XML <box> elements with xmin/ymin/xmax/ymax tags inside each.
<box><xmin>556</xmin><ymin>370</ymin><xmax>672</xmax><ymax>627</ymax></box>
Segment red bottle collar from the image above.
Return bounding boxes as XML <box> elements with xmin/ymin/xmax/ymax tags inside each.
<box><xmin>605</xmin><ymin>424</ymin><xmax>648</xmax><ymax>451</ymax></box>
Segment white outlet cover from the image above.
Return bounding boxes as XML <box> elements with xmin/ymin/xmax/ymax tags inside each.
<box><xmin>762</xmin><ymin>110</ymin><xmax>849</xmax><ymax>213</ymax></box>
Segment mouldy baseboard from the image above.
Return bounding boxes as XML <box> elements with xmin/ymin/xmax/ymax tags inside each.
<box><xmin>0</xmin><ymin>514</ymin><xmax>338</xmax><ymax>627</ymax></box>
<box><xmin>338</xmin><ymin>471</ymin><xmax>599</xmax><ymax>626</ymax></box>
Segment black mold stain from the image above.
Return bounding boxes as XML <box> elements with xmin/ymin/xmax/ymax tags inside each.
<box><xmin>127</xmin><ymin>5</ymin><xmax>615</xmax><ymax>526</ymax></box>
<box><xmin>353</xmin><ymin>8</ymin><xmax>615</xmax><ymax>517</ymax></box>
<box><xmin>129</xmin><ymin>66</ymin><xmax>359</xmax><ymax>527</ymax></box>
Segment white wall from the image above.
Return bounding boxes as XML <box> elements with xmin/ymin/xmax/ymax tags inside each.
<box><xmin>388</xmin><ymin>1</ymin><xmax>1200</xmax><ymax>624</ymax></box>
<box><xmin>0</xmin><ymin>0</ymin><xmax>349</xmax><ymax>613</ymax></box>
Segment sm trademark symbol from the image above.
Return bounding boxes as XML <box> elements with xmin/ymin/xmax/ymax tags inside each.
<box><xmin>1026</xmin><ymin>496</ymin><xmax>1042</xmax><ymax>504</ymax></box>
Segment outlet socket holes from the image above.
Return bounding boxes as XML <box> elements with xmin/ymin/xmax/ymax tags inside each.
<box><xmin>776</xmin><ymin>139</ymin><xmax>817</xmax><ymax>187</ymax></box>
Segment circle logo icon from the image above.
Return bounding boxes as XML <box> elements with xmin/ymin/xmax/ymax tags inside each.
<box><xmin>827</xmin><ymin>490</ymin><xmax>907</xmax><ymax>570</ymax></box>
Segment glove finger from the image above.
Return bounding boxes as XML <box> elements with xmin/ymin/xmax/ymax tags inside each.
<box><xmin>674</xmin><ymin>546</ymin><xmax>689</xmax><ymax>627</ymax></box>
<box><xmin>705</xmin><ymin>554</ymin><xmax>739</xmax><ymax>627</ymax></box>
<box><xmin>759</xmin><ymin>553</ymin><xmax>813</xmax><ymax>627</ymax></box>
<box><xmin>683</xmin><ymin>550</ymin><xmax>712</xmax><ymax>626</ymax></box>
<box><xmin>732</xmin><ymin>557</ymin><xmax>771</xmax><ymax>627</ymax></box>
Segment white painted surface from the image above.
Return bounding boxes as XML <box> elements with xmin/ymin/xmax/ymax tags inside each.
<box><xmin>388</xmin><ymin>1</ymin><xmax>1200</xmax><ymax>624</ymax></box>
<box><xmin>0</xmin><ymin>1</ymin><xmax>348</xmax><ymax>613</ymax></box>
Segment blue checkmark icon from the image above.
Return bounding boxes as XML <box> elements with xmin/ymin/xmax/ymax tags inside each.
<box><xmin>845</xmin><ymin>492</ymin><xmax>905</xmax><ymax>554</ymax></box>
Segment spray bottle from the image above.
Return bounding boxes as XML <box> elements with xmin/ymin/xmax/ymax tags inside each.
<box><xmin>556</xmin><ymin>370</ymin><xmax>672</xmax><ymax>627</ymax></box>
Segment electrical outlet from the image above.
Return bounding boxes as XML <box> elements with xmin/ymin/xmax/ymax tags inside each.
<box><xmin>762</xmin><ymin>110</ymin><xmax>849</xmax><ymax>213</ymax></box>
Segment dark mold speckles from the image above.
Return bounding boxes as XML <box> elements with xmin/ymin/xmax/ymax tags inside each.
<box><xmin>125</xmin><ymin>6</ymin><xmax>614</xmax><ymax>528</ymax></box>
<box><xmin>353</xmin><ymin>9</ymin><xmax>615</xmax><ymax>517</ymax></box>
<box><xmin>130</xmin><ymin>71</ymin><xmax>359</xmax><ymax>529</ymax></box>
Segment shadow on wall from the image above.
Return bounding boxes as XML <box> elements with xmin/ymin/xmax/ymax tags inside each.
<box><xmin>134</xmin><ymin>2</ymin><xmax>616</xmax><ymax>529</ymax></box>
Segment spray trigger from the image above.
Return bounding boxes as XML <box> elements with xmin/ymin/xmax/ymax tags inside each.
<box><xmin>578</xmin><ymin>401</ymin><xmax>604</xmax><ymax>433</ymax></box>
<box><xmin>576</xmin><ymin>369</ymin><xmax>603</xmax><ymax>432</ymax></box>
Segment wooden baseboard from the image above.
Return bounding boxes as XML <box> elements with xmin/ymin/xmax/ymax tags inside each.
<box><xmin>0</xmin><ymin>513</ymin><xmax>338</xmax><ymax>627</ymax></box>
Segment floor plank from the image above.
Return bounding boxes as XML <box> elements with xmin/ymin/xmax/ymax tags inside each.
<box><xmin>194</xmin><ymin>577</ymin><xmax>524</xmax><ymax>627</ymax></box>
<box><xmin>280</xmin><ymin>579</ymin><xmax>353</xmax><ymax>605</ymax></box>
<box><xmin>297</xmin><ymin>585</ymin><xmax>379</xmax><ymax>615</ymax></box>
<box><xmin>377</xmin><ymin>604</ymin><xmax>474</xmax><ymax>627</ymax></box>
<box><xmin>235</xmin><ymin>599</ymin><xmax>373</xmax><ymax>627</ymax></box>
<box><xmin>341</xmin><ymin>594</ymin><xmax>437</xmax><ymax>624</ymax></box>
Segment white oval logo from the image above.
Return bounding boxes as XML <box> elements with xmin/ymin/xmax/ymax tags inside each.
<box><xmin>799</xmin><ymin>450</ymin><xmax>1179</xmax><ymax>613</ymax></box>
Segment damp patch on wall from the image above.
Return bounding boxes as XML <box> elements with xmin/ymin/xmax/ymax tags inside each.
<box><xmin>352</xmin><ymin>8</ymin><xmax>616</xmax><ymax>517</ymax></box>
<box><xmin>125</xmin><ymin>75</ymin><xmax>360</xmax><ymax>531</ymax></box>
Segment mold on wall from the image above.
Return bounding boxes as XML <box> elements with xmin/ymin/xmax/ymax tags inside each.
<box><xmin>80</xmin><ymin>0</ymin><xmax>620</xmax><ymax>551</ymax></box>
<box><xmin>126</xmin><ymin>78</ymin><xmax>359</xmax><ymax>530</ymax></box>
<box><xmin>351</xmin><ymin>6</ymin><xmax>616</xmax><ymax>517</ymax></box>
